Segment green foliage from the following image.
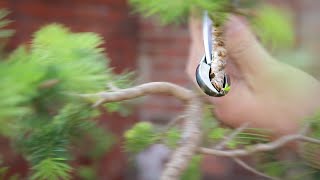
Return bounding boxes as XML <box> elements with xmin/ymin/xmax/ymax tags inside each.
<box><xmin>0</xmin><ymin>167</ymin><xmax>8</xmax><ymax>180</ymax></box>
<box><xmin>208</xmin><ymin>127</ymin><xmax>227</xmax><ymax>140</ymax></box>
<box><xmin>250</xmin><ymin>5</ymin><xmax>295</xmax><ymax>50</ymax></box>
<box><xmin>207</xmin><ymin>124</ymin><xmax>270</xmax><ymax>149</ymax></box>
<box><xmin>124</xmin><ymin>122</ymin><xmax>157</xmax><ymax>153</ymax></box>
<box><xmin>130</xmin><ymin>0</ymin><xmax>190</xmax><ymax>24</ymax></box>
<box><xmin>19</xmin><ymin>104</ymin><xmax>96</xmax><ymax>165</ymax></box>
<box><xmin>0</xmin><ymin>54</ymin><xmax>43</xmax><ymax>122</ymax></box>
<box><xmin>77</xmin><ymin>166</ymin><xmax>97</xmax><ymax>180</ymax></box>
<box><xmin>233</xmin><ymin>128</ymin><xmax>270</xmax><ymax>145</ymax></box>
<box><xmin>312</xmin><ymin>171</ymin><xmax>320</xmax><ymax>180</ymax></box>
<box><xmin>130</xmin><ymin>0</ymin><xmax>294</xmax><ymax>50</ymax></box>
<box><xmin>86</xmin><ymin>125</ymin><xmax>115</xmax><ymax>159</ymax></box>
<box><xmin>31</xmin><ymin>158</ymin><xmax>72</xmax><ymax>180</ymax></box>
<box><xmin>308</xmin><ymin>111</ymin><xmax>320</xmax><ymax>139</ymax></box>
<box><xmin>246</xmin><ymin>110</ymin><xmax>320</xmax><ymax>180</ymax></box>
<box><xmin>31</xmin><ymin>24</ymin><xmax>109</xmax><ymax>93</ymax></box>
<box><xmin>300</xmin><ymin>112</ymin><xmax>320</xmax><ymax>171</ymax></box>
<box><xmin>129</xmin><ymin>0</ymin><xmax>232</xmax><ymax>24</ymax></box>
<box><xmin>256</xmin><ymin>158</ymin><xmax>319</xmax><ymax>179</ymax></box>
<box><xmin>192</xmin><ymin>0</ymin><xmax>230</xmax><ymax>12</ymax></box>
<box><xmin>301</xmin><ymin>143</ymin><xmax>320</xmax><ymax>170</ymax></box>
<box><xmin>0</xmin><ymin>9</ymin><xmax>14</xmax><ymax>38</ymax></box>
<box><xmin>201</xmin><ymin>105</ymin><xmax>219</xmax><ymax>133</ymax></box>
<box><xmin>124</xmin><ymin>122</ymin><xmax>182</xmax><ymax>152</ymax></box>
<box><xmin>259</xmin><ymin>160</ymin><xmax>286</xmax><ymax>177</ymax></box>
<box><xmin>238</xmin><ymin>0</ymin><xmax>262</xmax><ymax>8</ymax></box>
<box><xmin>164</xmin><ymin>127</ymin><xmax>181</xmax><ymax>148</ymax></box>
<box><xmin>222</xmin><ymin>83</ymin><xmax>231</xmax><ymax>93</ymax></box>
<box><xmin>0</xmin><ymin>22</ymin><xmax>132</xmax><ymax>179</ymax></box>
<box><xmin>181</xmin><ymin>155</ymin><xmax>203</xmax><ymax>180</ymax></box>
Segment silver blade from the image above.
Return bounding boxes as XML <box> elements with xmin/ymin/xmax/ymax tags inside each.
<box><xmin>203</xmin><ymin>11</ymin><xmax>212</xmax><ymax>65</ymax></box>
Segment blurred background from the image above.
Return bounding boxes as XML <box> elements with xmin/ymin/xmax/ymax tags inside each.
<box><xmin>0</xmin><ymin>0</ymin><xmax>319</xmax><ymax>179</ymax></box>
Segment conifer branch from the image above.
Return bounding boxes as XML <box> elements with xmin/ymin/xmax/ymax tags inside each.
<box><xmin>210</xmin><ymin>25</ymin><xmax>227</xmax><ymax>92</ymax></box>
<box><xmin>91</xmin><ymin>82</ymin><xmax>193</xmax><ymax>107</ymax></box>
<box><xmin>199</xmin><ymin>134</ymin><xmax>320</xmax><ymax>157</ymax></box>
<box><xmin>107</xmin><ymin>82</ymin><xmax>120</xmax><ymax>91</ymax></box>
<box><xmin>163</xmin><ymin>114</ymin><xmax>185</xmax><ymax>132</ymax></box>
<box><xmin>233</xmin><ymin>157</ymin><xmax>279</xmax><ymax>180</ymax></box>
<box><xmin>82</xmin><ymin>82</ymin><xmax>203</xmax><ymax>180</ymax></box>
<box><xmin>79</xmin><ymin>81</ymin><xmax>320</xmax><ymax>179</ymax></box>
<box><xmin>212</xmin><ymin>122</ymin><xmax>278</xmax><ymax>180</ymax></box>
<box><xmin>214</xmin><ymin>122</ymin><xmax>249</xmax><ymax>150</ymax></box>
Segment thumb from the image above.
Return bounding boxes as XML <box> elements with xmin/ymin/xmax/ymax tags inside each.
<box><xmin>224</xmin><ymin>16</ymin><xmax>274</xmax><ymax>76</ymax></box>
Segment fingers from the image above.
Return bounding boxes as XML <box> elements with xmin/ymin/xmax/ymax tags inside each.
<box><xmin>187</xmin><ymin>14</ymin><xmax>275</xmax><ymax>91</ymax></box>
<box><xmin>188</xmin><ymin>12</ymin><xmax>203</xmax><ymax>47</ymax></box>
<box><xmin>224</xmin><ymin>16</ymin><xmax>274</xmax><ymax>76</ymax></box>
<box><xmin>187</xmin><ymin>13</ymin><xmax>204</xmax><ymax>84</ymax></box>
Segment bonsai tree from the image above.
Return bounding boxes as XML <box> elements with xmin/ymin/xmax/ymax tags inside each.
<box><xmin>1</xmin><ymin>0</ymin><xmax>320</xmax><ymax>179</ymax></box>
<box><xmin>0</xmin><ymin>10</ymin><xmax>132</xmax><ymax>179</ymax></box>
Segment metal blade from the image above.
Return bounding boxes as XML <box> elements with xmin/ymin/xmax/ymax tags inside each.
<box><xmin>203</xmin><ymin>11</ymin><xmax>212</xmax><ymax>65</ymax></box>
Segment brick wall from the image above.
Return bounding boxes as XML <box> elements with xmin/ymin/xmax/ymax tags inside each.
<box><xmin>0</xmin><ymin>1</ymin><xmax>139</xmax><ymax>179</ymax></box>
<box><xmin>136</xmin><ymin>18</ymin><xmax>192</xmax><ymax>122</ymax></box>
<box><xmin>3</xmin><ymin>0</ymin><xmax>138</xmax><ymax>73</ymax></box>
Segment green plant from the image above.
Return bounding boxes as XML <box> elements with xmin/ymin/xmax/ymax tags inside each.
<box><xmin>0</xmin><ymin>2</ymin><xmax>319</xmax><ymax>179</ymax></box>
<box><xmin>0</xmin><ymin>14</ymin><xmax>132</xmax><ymax>179</ymax></box>
<box><xmin>0</xmin><ymin>9</ymin><xmax>14</xmax><ymax>38</ymax></box>
<box><xmin>124</xmin><ymin>122</ymin><xmax>157</xmax><ymax>153</ymax></box>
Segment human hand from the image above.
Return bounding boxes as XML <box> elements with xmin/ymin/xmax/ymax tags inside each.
<box><xmin>187</xmin><ymin>15</ymin><xmax>320</xmax><ymax>136</ymax></box>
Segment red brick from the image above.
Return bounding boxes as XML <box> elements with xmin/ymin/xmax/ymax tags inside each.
<box><xmin>202</xmin><ymin>156</ymin><xmax>233</xmax><ymax>178</ymax></box>
<box><xmin>0</xmin><ymin>2</ymin><xmax>9</xmax><ymax>7</ymax></box>
<box><xmin>1</xmin><ymin>1</ymin><xmax>139</xmax><ymax>179</ymax></box>
<box><xmin>10</xmin><ymin>0</ymin><xmax>127</xmax><ymax>8</ymax></box>
<box><xmin>13</xmin><ymin>3</ymin><xmax>128</xmax><ymax>22</ymax></box>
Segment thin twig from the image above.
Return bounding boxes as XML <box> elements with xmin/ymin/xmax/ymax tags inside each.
<box><xmin>163</xmin><ymin>114</ymin><xmax>186</xmax><ymax>132</ymax></box>
<box><xmin>214</xmin><ymin>122</ymin><xmax>249</xmax><ymax>150</ymax></box>
<box><xmin>298</xmin><ymin>122</ymin><xmax>312</xmax><ymax>160</ymax></box>
<box><xmin>214</xmin><ymin>123</ymin><xmax>277</xmax><ymax>179</ymax></box>
<box><xmin>233</xmin><ymin>157</ymin><xmax>279</xmax><ymax>180</ymax></box>
<box><xmin>161</xmin><ymin>98</ymin><xmax>203</xmax><ymax>180</ymax></box>
<box><xmin>107</xmin><ymin>82</ymin><xmax>120</xmax><ymax>91</ymax></box>
<box><xmin>76</xmin><ymin>81</ymin><xmax>320</xmax><ymax>180</ymax></box>
<box><xmin>199</xmin><ymin>134</ymin><xmax>320</xmax><ymax>157</ymax></box>
<box><xmin>210</xmin><ymin>25</ymin><xmax>227</xmax><ymax>91</ymax></box>
<box><xmin>300</xmin><ymin>122</ymin><xmax>311</xmax><ymax>136</ymax></box>
<box><xmin>38</xmin><ymin>79</ymin><xmax>60</xmax><ymax>89</ymax></box>
<box><xmin>79</xmin><ymin>82</ymin><xmax>202</xmax><ymax>180</ymax></box>
<box><xmin>89</xmin><ymin>82</ymin><xmax>194</xmax><ymax>107</ymax></box>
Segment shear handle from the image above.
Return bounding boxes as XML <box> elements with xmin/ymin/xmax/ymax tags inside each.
<box><xmin>203</xmin><ymin>11</ymin><xmax>213</xmax><ymax>65</ymax></box>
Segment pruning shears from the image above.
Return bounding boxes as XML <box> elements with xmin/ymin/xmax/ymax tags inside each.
<box><xmin>195</xmin><ymin>12</ymin><xmax>230</xmax><ymax>97</ymax></box>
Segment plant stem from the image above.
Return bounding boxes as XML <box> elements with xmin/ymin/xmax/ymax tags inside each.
<box><xmin>210</xmin><ymin>24</ymin><xmax>227</xmax><ymax>91</ymax></box>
